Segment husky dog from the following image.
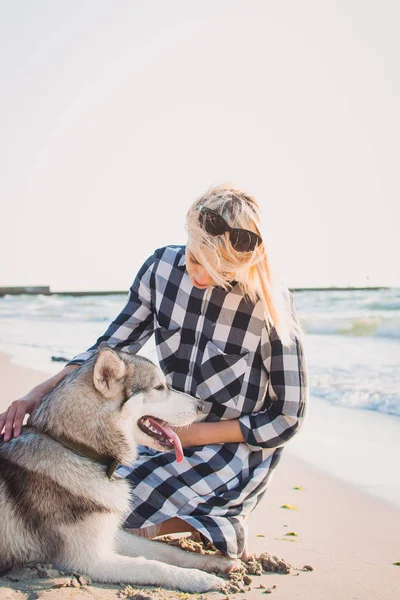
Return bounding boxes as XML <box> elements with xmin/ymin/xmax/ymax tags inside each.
<box><xmin>0</xmin><ymin>347</ymin><xmax>235</xmax><ymax>592</ymax></box>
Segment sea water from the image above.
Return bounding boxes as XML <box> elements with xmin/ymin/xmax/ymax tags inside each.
<box><xmin>1</xmin><ymin>288</ymin><xmax>399</xmax><ymax>505</ymax></box>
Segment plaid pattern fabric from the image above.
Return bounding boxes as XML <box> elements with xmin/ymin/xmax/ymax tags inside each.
<box><xmin>68</xmin><ymin>245</ymin><xmax>308</xmax><ymax>557</ymax></box>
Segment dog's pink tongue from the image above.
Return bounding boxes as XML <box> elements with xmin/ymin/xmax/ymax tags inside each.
<box><xmin>149</xmin><ymin>418</ymin><xmax>184</xmax><ymax>463</ymax></box>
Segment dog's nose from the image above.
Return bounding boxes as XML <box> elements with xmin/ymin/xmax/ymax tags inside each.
<box><xmin>196</xmin><ymin>400</ymin><xmax>205</xmax><ymax>413</ymax></box>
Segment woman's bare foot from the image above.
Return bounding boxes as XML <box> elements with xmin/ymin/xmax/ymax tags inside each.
<box><xmin>127</xmin><ymin>517</ymin><xmax>196</xmax><ymax>539</ymax></box>
<box><xmin>127</xmin><ymin>523</ymin><xmax>161</xmax><ymax>538</ymax></box>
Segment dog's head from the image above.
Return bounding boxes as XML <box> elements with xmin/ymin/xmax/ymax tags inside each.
<box><xmin>30</xmin><ymin>346</ymin><xmax>203</xmax><ymax>466</ymax></box>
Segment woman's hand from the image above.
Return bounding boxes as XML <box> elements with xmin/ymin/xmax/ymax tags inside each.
<box><xmin>0</xmin><ymin>395</ymin><xmax>41</xmax><ymax>442</ymax></box>
<box><xmin>173</xmin><ymin>420</ymin><xmax>245</xmax><ymax>448</ymax></box>
<box><xmin>0</xmin><ymin>363</ymin><xmax>79</xmax><ymax>442</ymax></box>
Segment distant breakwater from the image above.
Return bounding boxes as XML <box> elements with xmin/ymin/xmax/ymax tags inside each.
<box><xmin>0</xmin><ymin>285</ymin><xmax>391</xmax><ymax>297</ymax></box>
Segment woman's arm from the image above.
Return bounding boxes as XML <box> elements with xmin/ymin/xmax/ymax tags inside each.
<box><xmin>174</xmin><ymin>419</ymin><xmax>245</xmax><ymax>447</ymax></box>
<box><xmin>175</xmin><ymin>319</ymin><xmax>308</xmax><ymax>450</ymax></box>
<box><xmin>239</xmin><ymin>322</ymin><xmax>308</xmax><ymax>451</ymax></box>
<box><xmin>174</xmin><ymin>330</ymin><xmax>307</xmax><ymax>447</ymax></box>
<box><xmin>0</xmin><ymin>364</ymin><xmax>79</xmax><ymax>441</ymax></box>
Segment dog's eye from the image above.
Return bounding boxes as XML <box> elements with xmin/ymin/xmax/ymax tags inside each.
<box><xmin>154</xmin><ymin>384</ymin><xmax>165</xmax><ymax>391</ymax></box>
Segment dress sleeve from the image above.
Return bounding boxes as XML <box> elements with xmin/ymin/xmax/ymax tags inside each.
<box><xmin>239</xmin><ymin>312</ymin><xmax>308</xmax><ymax>451</ymax></box>
<box><xmin>66</xmin><ymin>253</ymin><xmax>156</xmax><ymax>365</ymax></box>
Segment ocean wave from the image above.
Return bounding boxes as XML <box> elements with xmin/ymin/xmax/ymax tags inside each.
<box><xmin>308</xmin><ymin>352</ymin><xmax>400</xmax><ymax>418</ymax></box>
<box><xmin>311</xmin><ymin>386</ymin><xmax>400</xmax><ymax>417</ymax></box>
<box><xmin>301</xmin><ymin>315</ymin><xmax>400</xmax><ymax>339</ymax></box>
<box><xmin>366</xmin><ymin>301</ymin><xmax>400</xmax><ymax>311</ymax></box>
<box><xmin>0</xmin><ymin>294</ymin><xmax>122</xmax><ymax>322</ymax></box>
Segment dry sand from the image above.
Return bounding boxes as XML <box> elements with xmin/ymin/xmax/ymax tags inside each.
<box><xmin>1</xmin><ymin>352</ymin><xmax>399</xmax><ymax>600</ymax></box>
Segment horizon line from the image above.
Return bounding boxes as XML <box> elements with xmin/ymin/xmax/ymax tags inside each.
<box><xmin>0</xmin><ymin>285</ymin><xmax>396</xmax><ymax>298</ymax></box>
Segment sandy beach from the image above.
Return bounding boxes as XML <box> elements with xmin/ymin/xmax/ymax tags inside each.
<box><xmin>1</xmin><ymin>352</ymin><xmax>399</xmax><ymax>600</ymax></box>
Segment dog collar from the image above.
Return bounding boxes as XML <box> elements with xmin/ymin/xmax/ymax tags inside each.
<box><xmin>46</xmin><ymin>432</ymin><xmax>120</xmax><ymax>479</ymax></box>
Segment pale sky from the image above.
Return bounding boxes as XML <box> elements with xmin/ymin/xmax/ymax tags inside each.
<box><xmin>1</xmin><ymin>0</ymin><xmax>399</xmax><ymax>291</ymax></box>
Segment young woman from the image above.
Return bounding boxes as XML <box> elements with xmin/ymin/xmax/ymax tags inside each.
<box><xmin>0</xmin><ymin>186</ymin><xmax>308</xmax><ymax>560</ymax></box>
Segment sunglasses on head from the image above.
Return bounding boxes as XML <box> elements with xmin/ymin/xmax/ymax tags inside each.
<box><xmin>197</xmin><ymin>205</ymin><xmax>262</xmax><ymax>252</ymax></box>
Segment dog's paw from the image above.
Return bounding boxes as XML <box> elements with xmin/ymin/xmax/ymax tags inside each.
<box><xmin>200</xmin><ymin>555</ymin><xmax>241</xmax><ymax>575</ymax></box>
<box><xmin>178</xmin><ymin>569</ymin><xmax>224</xmax><ymax>593</ymax></box>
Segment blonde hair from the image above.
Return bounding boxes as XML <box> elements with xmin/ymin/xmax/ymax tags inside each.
<box><xmin>186</xmin><ymin>185</ymin><xmax>299</xmax><ymax>346</ymax></box>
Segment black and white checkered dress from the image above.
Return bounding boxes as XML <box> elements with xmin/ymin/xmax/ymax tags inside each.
<box><xmin>68</xmin><ymin>245</ymin><xmax>308</xmax><ymax>557</ymax></box>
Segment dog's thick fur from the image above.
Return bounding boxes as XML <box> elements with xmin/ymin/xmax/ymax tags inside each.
<box><xmin>0</xmin><ymin>347</ymin><xmax>235</xmax><ymax>592</ymax></box>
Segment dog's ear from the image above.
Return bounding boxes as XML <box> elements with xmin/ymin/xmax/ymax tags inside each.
<box><xmin>93</xmin><ymin>348</ymin><xmax>127</xmax><ymax>399</ymax></box>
